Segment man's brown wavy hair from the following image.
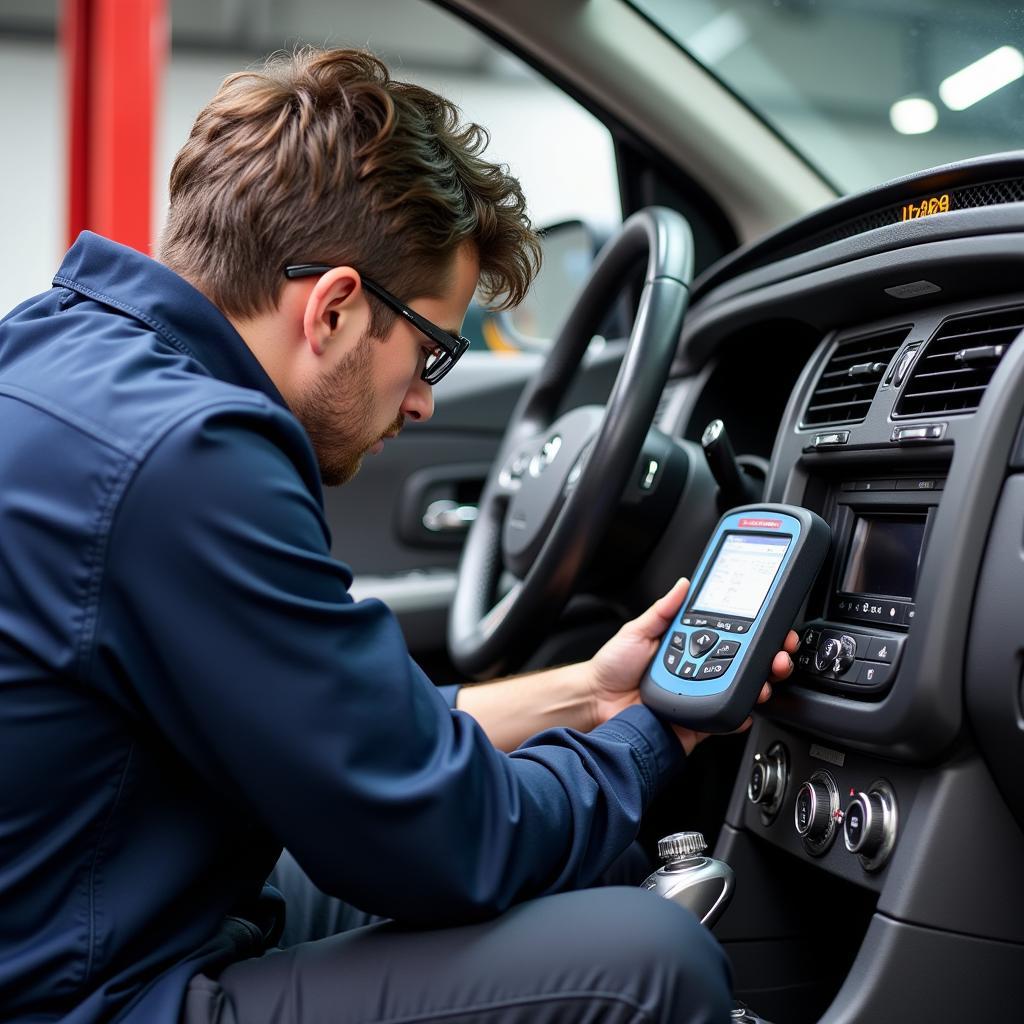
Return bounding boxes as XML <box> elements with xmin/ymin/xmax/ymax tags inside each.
<box><xmin>159</xmin><ymin>47</ymin><xmax>541</xmax><ymax>333</ymax></box>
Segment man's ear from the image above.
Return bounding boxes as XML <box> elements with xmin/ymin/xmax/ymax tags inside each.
<box><xmin>300</xmin><ymin>266</ymin><xmax>365</xmax><ymax>357</ymax></box>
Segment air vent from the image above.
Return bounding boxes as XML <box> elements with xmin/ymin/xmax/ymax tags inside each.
<box><xmin>802</xmin><ymin>328</ymin><xmax>910</xmax><ymax>428</ymax></box>
<box><xmin>895</xmin><ymin>306</ymin><xmax>1024</xmax><ymax>417</ymax></box>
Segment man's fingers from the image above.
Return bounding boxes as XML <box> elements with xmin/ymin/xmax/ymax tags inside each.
<box><xmin>757</xmin><ymin>682</ymin><xmax>772</xmax><ymax>704</ymax></box>
<box><xmin>770</xmin><ymin>649</ymin><xmax>794</xmax><ymax>681</ymax></box>
<box><xmin>784</xmin><ymin>629</ymin><xmax>800</xmax><ymax>655</ymax></box>
<box><xmin>630</xmin><ymin>577</ymin><xmax>690</xmax><ymax>640</ymax></box>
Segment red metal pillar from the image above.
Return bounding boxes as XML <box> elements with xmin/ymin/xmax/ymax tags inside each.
<box><xmin>62</xmin><ymin>0</ymin><xmax>167</xmax><ymax>253</ymax></box>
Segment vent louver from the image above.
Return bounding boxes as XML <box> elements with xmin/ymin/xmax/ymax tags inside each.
<box><xmin>895</xmin><ymin>306</ymin><xmax>1024</xmax><ymax>417</ymax></box>
<box><xmin>802</xmin><ymin>328</ymin><xmax>910</xmax><ymax>427</ymax></box>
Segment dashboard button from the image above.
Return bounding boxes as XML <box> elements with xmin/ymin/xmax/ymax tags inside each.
<box><xmin>864</xmin><ymin>636</ymin><xmax>896</xmax><ymax>662</ymax></box>
<box><xmin>858</xmin><ymin>661</ymin><xmax>894</xmax><ymax>687</ymax></box>
<box><xmin>697</xmin><ymin>658</ymin><xmax>731</xmax><ymax>680</ymax></box>
<box><xmin>710</xmin><ymin>640</ymin><xmax>740</xmax><ymax>659</ymax></box>
<box><xmin>796</xmin><ymin>650</ymin><xmax>814</xmax><ymax>672</ymax></box>
<box><xmin>802</xmin><ymin>627</ymin><xmax>820</xmax><ymax>649</ymax></box>
<box><xmin>813</xmin><ymin>430</ymin><xmax>850</xmax><ymax>447</ymax></box>
<box><xmin>896</xmin><ymin>478</ymin><xmax>936</xmax><ymax>491</ymax></box>
<box><xmin>689</xmin><ymin>630</ymin><xmax>720</xmax><ymax>658</ymax></box>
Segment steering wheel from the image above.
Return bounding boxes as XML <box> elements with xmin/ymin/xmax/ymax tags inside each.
<box><xmin>449</xmin><ymin>207</ymin><xmax>695</xmax><ymax>678</ymax></box>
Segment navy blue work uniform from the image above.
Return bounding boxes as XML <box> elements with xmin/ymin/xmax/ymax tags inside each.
<box><xmin>0</xmin><ymin>233</ymin><xmax>732</xmax><ymax>1024</ymax></box>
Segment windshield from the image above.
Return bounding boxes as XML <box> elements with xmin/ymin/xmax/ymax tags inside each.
<box><xmin>631</xmin><ymin>0</ymin><xmax>1023</xmax><ymax>195</ymax></box>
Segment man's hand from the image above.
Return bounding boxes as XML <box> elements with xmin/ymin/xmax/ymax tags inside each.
<box><xmin>589</xmin><ymin>578</ymin><xmax>799</xmax><ymax>755</ymax></box>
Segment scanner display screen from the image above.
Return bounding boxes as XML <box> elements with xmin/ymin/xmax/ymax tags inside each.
<box><xmin>841</xmin><ymin>514</ymin><xmax>926</xmax><ymax>599</ymax></box>
<box><xmin>691</xmin><ymin>533</ymin><xmax>792</xmax><ymax>620</ymax></box>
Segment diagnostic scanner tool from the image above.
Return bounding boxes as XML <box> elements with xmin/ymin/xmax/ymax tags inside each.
<box><xmin>641</xmin><ymin>504</ymin><xmax>830</xmax><ymax>732</ymax></box>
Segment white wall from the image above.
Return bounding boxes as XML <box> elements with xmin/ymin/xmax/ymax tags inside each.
<box><xmin>0</xmin><ymin>40</ymin><xmax>621</xmax><ymax>317</ymax></box>
<box><xmin>0</xmin><ymin>40</ymin><xmax>65</xmax><ymax>314</ymax></box>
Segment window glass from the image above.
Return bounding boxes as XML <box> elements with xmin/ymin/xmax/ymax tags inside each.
<box><xmin>633</xmin><ymin>0</ymin><xmax>1024</xmax><ymax>195</ymax></box>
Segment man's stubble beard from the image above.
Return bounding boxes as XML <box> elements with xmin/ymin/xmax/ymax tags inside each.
<box><xmin>292</xmin><ymin>331</ymin><xmax>403</xmax><ymax>487</ymax></box>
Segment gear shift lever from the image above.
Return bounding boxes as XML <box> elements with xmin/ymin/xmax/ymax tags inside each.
<box><xmin>640</xmin><ymin>831</ymin><xmax>735</xmax><ymax>928</ymax></box>
<box><xmin>701</xmin><ymin>419</ymin><xmax>761</xmax><ymax>509</ymax></box>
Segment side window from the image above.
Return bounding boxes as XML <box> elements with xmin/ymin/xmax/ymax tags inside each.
<box><xmin>158</xmin><ymin>0</ymin><xmax>623</xmax><ymax>353</ymax></box>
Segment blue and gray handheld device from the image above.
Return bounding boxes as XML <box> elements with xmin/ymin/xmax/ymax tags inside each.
<box><xmin>641</xmin><ymin>503</ymin><xmax>830</xmax><ymax>732</ymax></box>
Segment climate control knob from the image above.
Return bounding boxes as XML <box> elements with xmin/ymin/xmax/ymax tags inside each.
<box><xmin>843</xmin><ymin>793</ymin><xmax>884</xmax><ymax>855</ymax></box>
<box><xmin>747</xmin><ymin>743</ymin><xmax>788</xmax><ymax>819</ymax></box>
<box><xmin>844</xmin><ymin>781</ymin><xmax>898</xmax><ymax>871</ymax></box>
<box><xmin>795</xmin><ymin>780</ymin><xmax>831</xmax><ymax>839</ymax></box>
<box><xmin>793</xmin><ymin>771</ymin><xmax>840</xmax><ymax>854</ymax></box>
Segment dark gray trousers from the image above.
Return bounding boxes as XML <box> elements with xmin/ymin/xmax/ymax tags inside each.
<box><xmin>181</xmin><ymin>849</ymin><xmax>732</xmax><ymax>1024</ymax></box>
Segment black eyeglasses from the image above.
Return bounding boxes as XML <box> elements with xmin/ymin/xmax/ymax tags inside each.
<box><xmin>283</xmin><ymin>264</ymin><xmax>470</xmax><ymax>384</ymax></box>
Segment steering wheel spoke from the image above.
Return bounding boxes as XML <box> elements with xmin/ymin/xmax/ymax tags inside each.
<box><xmin>449</xmin><ymin>208</ymin><xmax>695</xmax><ymax>678</ymax></box>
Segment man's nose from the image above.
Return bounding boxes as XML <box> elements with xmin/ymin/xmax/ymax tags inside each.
<box><xmin>401</xmin><ymin>376</ymin><xmax>434</xmax><ymax>422</ymax></box>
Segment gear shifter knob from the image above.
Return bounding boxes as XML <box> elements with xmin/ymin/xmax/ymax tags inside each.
<box><xmin>641</xmin><ymin>831</ymin><xmax>735</xmax><ymax>928</ymax></box>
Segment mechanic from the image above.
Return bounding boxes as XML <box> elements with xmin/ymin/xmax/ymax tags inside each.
<box><xmin>0</xmin><ymin>48</ymin><xmax>797</xmax><ymax>1024</ymax></box>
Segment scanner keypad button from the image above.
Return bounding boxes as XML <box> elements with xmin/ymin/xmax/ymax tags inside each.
<box><xmin>663</xmin><ymin>648</ymin><xmax>683</xmax><ymax>673</ymax></box>
<box><xmin>696</xmin><ymin>658</ymin><xmax>731</xmax><ymax>680</ymax></box>
<box><xmin>710</xmin><ymin>640</ymin><xmax>739</xmax><ymax>660</ymax></box>
<box><xmin>688</xmin><ymin>630</ymin><xmax>720</xmax><ymax>658</ymax></box>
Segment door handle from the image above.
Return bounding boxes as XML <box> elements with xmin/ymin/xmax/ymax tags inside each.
<box><xmin>422</xmin><ymin>499</ymin><xmax>478</xmax><ymax>533</ymax></box>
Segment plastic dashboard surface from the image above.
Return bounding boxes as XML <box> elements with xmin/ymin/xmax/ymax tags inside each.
<box><xmin>669</xmin><ymin>151</ymin><xmax>1024</xmax><ymax>762</ymax></box>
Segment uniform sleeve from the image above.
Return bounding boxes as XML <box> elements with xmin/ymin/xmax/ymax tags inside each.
<box><xmin>89</xmin><ymin>406</ymin><xmax>684</xmax><ymax>924</ymax></box>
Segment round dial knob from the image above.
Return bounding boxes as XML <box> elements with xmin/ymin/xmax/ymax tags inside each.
<box><xmin>657</xmin><ymin>831</ymin><xmax>707</xmax><ymax>862</ymax></box>
<box><xmin>836</xmin><ymin>634</ymin><xmax>857</xmax><ymax>673</ymax></box>
<box><xmin>814</xmin><ymin>636</ymin><xmax>842</xmax><ymax>673</ymax></box>
<box><xmin>814</xmin><ymin>634</ymin><xmax>856</xmax><ymax>674</ymax></box>
<box><xmin>843</xmin><ymin>793</ymin><xmax>886</xmax><ymax>855</ymax></box>
<box><xmin>794</xmin><ymin>780</ymin><xmax>833</xmax><ymax>840</ymax></box>
<box><xmin>747</xmin><ymin>752</ymin><xmax>781</xmax><ymax>806</ymax></box>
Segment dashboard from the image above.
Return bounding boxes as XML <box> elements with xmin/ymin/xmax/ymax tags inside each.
<box><xmin>656</xmin><ymin>152</ymin><xmax>1024</xmax><ymax>1022</ymax></box>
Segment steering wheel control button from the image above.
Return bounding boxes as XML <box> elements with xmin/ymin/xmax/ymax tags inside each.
<box><xmin>669</xmin><ymin>631</ymin><xmax>686</xmax><ymax>651</ymax></box>
<box><xmin>802</xmin><ymin>628</ymin><xmax>820</xmax><ymax>649</ymax></box>
<box><xmin>688</xmin><ymin>630</ymin><xmax>720</xmax><ymax>658</ymax></box>
<box><xmin>844</xmin><ymin>781</ymin><xmax>898</xmax><ymax>871</ymax></box>
<box><xmin>710</xmin><ymin>640</ymin><xmax>739</xmax><ymax>660</ymax></box>
<box><xmin>696</xmin><ymin>658</ymin><xmax>730</xmax><ymax>680</ymax></box>
<box><xmin>795</xmin><ymin>771</ymin><xmax>840</xmax><ymax>855</ymax></box>
<box><xmin>747</xmin><ymin>743</ymin><xmax>788</xmax><ymax>821</ymax></box>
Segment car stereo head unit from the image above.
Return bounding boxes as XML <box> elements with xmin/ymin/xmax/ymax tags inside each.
<box><xmin>823</xmin><ymin>480</ymin><xmax>940</xmax><ymax>630</ymax></box>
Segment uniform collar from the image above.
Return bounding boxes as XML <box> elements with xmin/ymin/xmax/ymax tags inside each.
<box><xmin>53</xmin><ymin>231</ymin><xmax>288</xmax><ymax>410</ymax></box>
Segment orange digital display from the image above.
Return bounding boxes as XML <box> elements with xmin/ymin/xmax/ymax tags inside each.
<box><xmin>901</xmin><ymin>194</ymin><xmax>951</xmax><ymax>220</ymax></box>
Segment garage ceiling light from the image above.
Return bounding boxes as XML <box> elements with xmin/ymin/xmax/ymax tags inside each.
<box><xmin>939</xmin><ymin>45</ymin><xmax>1024</xmax><ymax>111</ymax></box>
<box><xmin>889</xmin><ymin>97</ymin><xmax>938</xmax><ymax>135</ymax></box>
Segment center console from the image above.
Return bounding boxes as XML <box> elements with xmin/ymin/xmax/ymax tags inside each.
<box><xmin>690</xmin><ymin>293</ymin><xmax>1024</xmax><ymax>1022</ymax></box>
